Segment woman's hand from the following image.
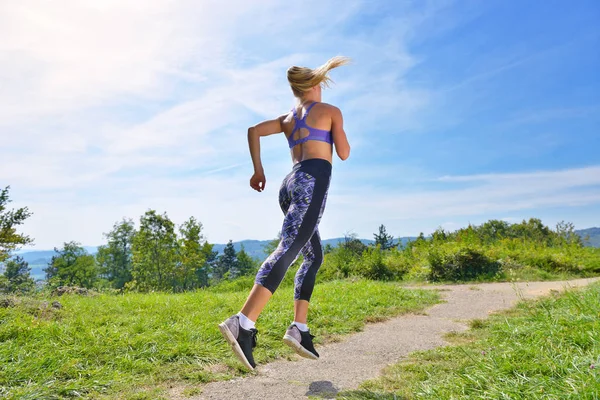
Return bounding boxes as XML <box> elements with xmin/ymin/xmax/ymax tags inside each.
<box><xmin>250</xmin><ymin>171</ymin><xmax>266</xmax><ymax>192</ymax></box>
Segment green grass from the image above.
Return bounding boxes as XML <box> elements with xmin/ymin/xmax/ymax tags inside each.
<box><xmin>0</xmin><ymin>279</ymin><xmax>439</xmax><ymax>399</ymax></box>
<box><xmin>338</xmin><ymin>282</ymin><xmax>600</xmax><ymax>400</ymax></box>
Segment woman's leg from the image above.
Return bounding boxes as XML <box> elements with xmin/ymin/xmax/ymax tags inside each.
<box><xmin>254</xmin><ymin>170</ymin><xmax>328</xmax><ymax>299</ymax></box>
<box><xmin>218</xmin><ymin>176</ymin><xmax>293</xmax><ymax>370</ymax></box>
<box><xmin>283</xmin><ymin>232</ymin><xmax>323</xmax><ymax>360</ymax></box>
<box><xmin>282</xmin><ymin>215</ymin><xmax>326</xmax><ymax>360</ymax></box>
<box><xmin>240</xmin><ymin>210</ymin><xmax>322</xmax><ymax>323</ymax></box>
<box><xmin>220</xmin><ymin>164</ymin><xmax>329</xmax><ymax>367</ymax></box>
<box><xmin>241</xmin><ymin>232</ymin><xmax>321</xmax><ymax>328</ymax></box>
<box><xmin>239</xmin><ymin>174</ymin><xmax>292</xmax><ymax>321</ymax></box>
<box><xmin>240</xmin><ymin>284</ymin><xmax>272</xmax><ymax>322</ymax></box>
<box><xmin>293</xmin><ymin>300</ymin><xmax>310</xmax><ymax>324</ymax></box>
<box><xmin>293</xmin><ymin>230</ymin><xmax>323</xmax><ymax>323</ymax></box>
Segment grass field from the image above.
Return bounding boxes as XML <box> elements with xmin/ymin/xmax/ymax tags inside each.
<box><xmin>0</xmin><ymin>279</ymin><xmax>439</xmax><ymax>399</ymax></box>
<box><xmin>338</xmin><ymin>282</ymin><xmax>600</xmax><ymax>399</ymax></box>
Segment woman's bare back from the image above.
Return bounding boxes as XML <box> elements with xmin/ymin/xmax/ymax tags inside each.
<box><xmin>282</xmin><ymin>102</ymin><xmax>336</xmax><ymax>164</ymax></box>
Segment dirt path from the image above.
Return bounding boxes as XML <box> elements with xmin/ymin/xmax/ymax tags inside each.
<box><xmin>170</xmin><ymin>278</ymin><xmax>599</xmax><ymax>400</ymax></box>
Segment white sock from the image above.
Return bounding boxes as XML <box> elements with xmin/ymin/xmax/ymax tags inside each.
<box><xmin>293</xmin><ymin>321</ymin><xmax>309</xmax><ymax>332</ymax></box>
<box><xmin>237</xmin><ymin>312</ymin><xmax>255</xmax><ymax>330</ymax></box>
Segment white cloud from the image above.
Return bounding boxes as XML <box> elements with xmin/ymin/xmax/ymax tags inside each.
<box><xmin>1</xmin><ymin>0</ymin><xmax>430</xmax><ymax>177</ymax></box>
<box><xmin>9</xmin><ymin>1</ymin><xmax>597</xmax><ymax>251</ymax></box>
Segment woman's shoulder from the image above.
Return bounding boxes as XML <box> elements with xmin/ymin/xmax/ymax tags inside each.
<box><xmin>315</xmin><ymin>102</ymin><xmax>341</xmax><ymax>114</ymax></box>
<box><xmin>315</xmin><ymin>102</ymin><xmax>342</xmax><ymax>119</ymax></box>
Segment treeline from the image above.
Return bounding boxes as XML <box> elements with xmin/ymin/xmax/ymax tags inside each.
<box><xmin>0</xmin><ymin>185</ymin><xmax>260</xmax><ymax>293</ymax></box>
<box><xmin>42</xmin><ymin>211</ymin><xmax>259</xmax><ymax>292</ymax></box>
<box><xmin>319</xmin><ymin>218</ymin><xmax>599</xmax><ymax>283</ymax></box>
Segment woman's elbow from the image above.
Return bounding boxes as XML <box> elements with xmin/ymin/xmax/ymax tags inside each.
<box><xmin>338</xmin><ymin>146</ymin><xmax>350</xmax><ymax>161</ymax></box>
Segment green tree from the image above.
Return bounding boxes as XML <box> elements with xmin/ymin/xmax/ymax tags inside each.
<box><xmin>374</xmin><ymin>224</ymin><xmax>394</xmax><ymax>250</ymax></box>
<box><xmin>131</xmin><ymin>210</ymin><xmax>178</xmax><ymax>291</ymax></box>
<box><xmin>342</xmin><ymin>232</ymin><xmax>367</xmax><ymax>256</ymax></box>
<box><xmin>476</xmin><ymin>219</ymin><xmax>511</xmax><ymax>243</ymax></box>
<box><xmin>455</xmin><ymin>225</ymin><xmax>480</xmax><ymax>246</ymax></box>
<box><xmin>45</xmin><ymin>242</ymin><xmax>98</xmax><ymax>288</ymax></box>
<box><xmin>198</xmin><ymin>242</ymin><xmax>217</xmax><ymax>287</ymax></box>
<box><xmin>96</xmin><ymin>218</ymin><xmax>135</xmax><ymax>289</ymax></box>
<box><xmin>0</xmin><ymin>186</ymin><xmax>33</xmax><ymax>263</ymax></box>
<box><xmin>236</xmin><ymin>245</ymin><xmax>256</xmax><ymax>277</ymax></box>
<box><xmin>431</xmin><ymin>228</ymin><xmax>449</xmax><ymax>244</ymax></box>
<box><xmin>2</xmin><ymin>256</ymin><xmax>35</xmax><ymax>293</ymax></box>
<box><xmin>214</xmin><ymin>240</ymin><xmax>237</xmax><ymax>281</ymax></box>
<box><xmin>510</xmin><ymin>218</ymin><xmax>553</xmax><ymax>244</ymax></box>
<box><xmin>555</xmin><ymin>221</ymin><xmax>583</xmax><ymax>247</ymax></box>
<box><xmin>177</xmin><ymin>216</ymin><xmax>206</xmax><ymax>291</ymax></box>
<box><xmin>405</xmin><ymin>232</ymin><xmax>429</xmax><ymax>252</ymax></box>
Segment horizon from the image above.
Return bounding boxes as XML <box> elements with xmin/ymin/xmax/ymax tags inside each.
<box><xmin>2</xmin><ymin>1</ymin><xmax>599</xmax><ymax>249</ymax></box>
<box><xmin>14</xmin><ymin>222</ymin><xmax>600</xmax><ymax>254</ymax></box>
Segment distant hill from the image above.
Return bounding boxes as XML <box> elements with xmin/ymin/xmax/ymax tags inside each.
<box><xmin>576</xmin><ymin>228</ymin><xmax>600</xmax><ymax>247</ymax></box>
<box><xmin>15</xmin><ymin>251</ymin><xmax>57</xmax><ymax>282</ymax></box>
<box><xmin>206</xmin><ymin>237</ymin><xmax>417</xmax><ymax>260</ymax></box>
<box><xmin>15</xmin><ymin>246</ymin><xmax>98</xmax><ymax>257</ymax></box>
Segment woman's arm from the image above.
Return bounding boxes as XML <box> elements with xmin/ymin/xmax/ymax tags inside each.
<box><xmin>331</xmin><ymin>106</ymin><xmax>350</xmax><ymax>160</ymax></box>
<box><xmin>247</xmin><ymin>115</ymin><xmax>286</xmax><ymax>192</ymax></box>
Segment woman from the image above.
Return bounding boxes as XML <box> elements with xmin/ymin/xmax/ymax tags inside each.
<box><xmin>219</xmin><ymin>56</ymin><xmax>351</xmax><ymax>370</ymax></box>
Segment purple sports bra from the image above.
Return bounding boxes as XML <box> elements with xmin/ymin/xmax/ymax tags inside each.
<box><xmin>287</xmin><ymin>102</ymin><xmax>334</xmax><ymax>149</ymax></box>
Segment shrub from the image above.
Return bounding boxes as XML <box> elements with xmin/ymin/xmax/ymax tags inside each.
<box><xmin>579</xmin><ymin>249</ymin><xmax>600</xmax><ymax>273</ymax></box>
<box><xmin>318</xmin><ymin>246</ymin><xmax>358</xmax><ymax>281</ymax></box>
<box><xmin>428</xmin><ymin>246</ymin><xmax>502</xmax><ymax>282</ymax></box>
<box><xmin>520</xmin><ymin>253</ymin><xmax>573</xmax><ymax>273</ymax></box>
<box><xmin>383</xmin><ymin>248</ymin><xmax>412</xmax><ymax>280</ymax></box>
<box><xmin>351</xmin><ymin>246</ymin><xmax>394</xmax><ymax>281</ymax></box>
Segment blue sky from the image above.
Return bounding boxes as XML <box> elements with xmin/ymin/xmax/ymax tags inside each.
<box><xmin>1</xmin><ymin>0</ymin><xmax>599</xmax><ymax>250</ymax></box>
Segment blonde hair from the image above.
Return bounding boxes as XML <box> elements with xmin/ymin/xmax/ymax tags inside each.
<box><xmin>287</xmin><ymin>56</ymin><xmax>350</xmax><ymax>97</ymax></box>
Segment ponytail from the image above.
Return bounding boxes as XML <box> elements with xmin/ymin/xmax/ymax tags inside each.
<box><xmin>287</xmin><ymin>56</ymin><xmax>350</xmax><ymax>97</ymax></box>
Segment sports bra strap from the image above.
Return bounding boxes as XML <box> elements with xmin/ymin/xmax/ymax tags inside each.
<box><xmin>292</xmin><ymin>101</ymin><xmax>319</xmax><ymax>121</ymax></box>
<box><xmin>303</xmin><ymin>101</ymin><xmax>318</xmax><ymax>119</ymax></box>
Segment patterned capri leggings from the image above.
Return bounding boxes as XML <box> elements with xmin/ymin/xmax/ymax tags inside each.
<box><xmin>255</xmin><ymin>158</ymin><xmax>332</xmax><ymax>301</ymax></box>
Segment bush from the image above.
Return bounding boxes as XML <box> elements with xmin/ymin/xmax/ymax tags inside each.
<box><xmin>383</xmin><ymin>248</ymin><xmax>411</xmax><ymax>280</ymax></box>
<box><xmin>351</xmin><ymin>246</ymin><xmax>394</xmax><ymax>281</ymax></box>
<box><xmin>578</xmin><ymin>249</ymin><xmax>600</xmax><ymax>273</ymax></box>
<box><xmin>520</xmin><ymin>253</ymin><xmax>574</xmax><ymax>273</ymax></box>
<box><xmin>318</xmin><ymin>246</ymin><xmax>358</xmax><ymax>281</ymax></box>
<box><xmin>428</xmin><ymin>246</ymin><xmax>502</xmax><ymax>282</ymax></box>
